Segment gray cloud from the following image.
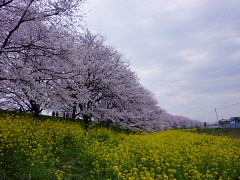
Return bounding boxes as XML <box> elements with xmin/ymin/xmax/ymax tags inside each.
<box><xmin>84</xmin><ymin>0</ymin><xmax>240</xmax><ymax>122</ymax></box>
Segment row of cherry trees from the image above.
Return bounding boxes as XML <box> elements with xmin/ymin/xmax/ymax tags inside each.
<box><xmin>0</xmin><ymin>0</ymin><xmax>203</xmax><ymax>131</ymax></box>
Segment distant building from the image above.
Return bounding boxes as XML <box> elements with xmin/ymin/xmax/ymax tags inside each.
<box><xmin>218</xmin><ymin>117</ymin><xmax>240</xmax><ymax>128</ymax></box>
<box><xmin>218</xmin><ymin>119</ymin><xmax>231</xmax><ymax>128</ymax></box>
<box><xmin>230</xmin><ymin>117</ymin><xmax>240</xmax><ymax>121</ymax></box>
<box><xmin>230</xmin><ymin>117</ymin><xmax>240</xmax><ymax>128</ymax></box>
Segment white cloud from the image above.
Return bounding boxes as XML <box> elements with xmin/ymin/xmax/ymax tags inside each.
<box><xmin>177</xmin><ymin>49</ymin><xmax>214</xmax><ymax>66</ymax></box>
<box><xmin>157</xmin><ymin>0</ymin><xmax>206</xmax><ymax>12</ymax></box>
<box><xmin>135</xmin><ymin>66</ymin><xmax>163</xmax><ymax>80</ymax></box>
<box><xmin>231</xmin><ymin>51</ymin><xmax>240</xmax><ymax>59</ymax></box>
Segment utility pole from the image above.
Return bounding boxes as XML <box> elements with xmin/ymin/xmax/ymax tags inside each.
<box><xmin>215</xmin><ymin>108</ymin><xmax>219</xmax><ymax>121</ymax></box>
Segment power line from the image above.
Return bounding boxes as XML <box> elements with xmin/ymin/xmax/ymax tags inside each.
<box><xmin>197</xmin><ymin>110</ymin><xmax>215</xmax><ymax>119</ymax></box>
<box><xmin>216</xmin><ymin>102</ymin><xmax>240</xmax><ymax>109</ymax></box>
<box><xmin>197</xmin><ymin>100</ymin><xmax>240</xmax><ymax>121</ymax></box>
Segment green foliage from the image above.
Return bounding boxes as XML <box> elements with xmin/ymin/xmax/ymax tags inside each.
<box><xmin>197</xmin><ymin>127</ymin><xmax>240</xmax><ymax>138</ymax></box>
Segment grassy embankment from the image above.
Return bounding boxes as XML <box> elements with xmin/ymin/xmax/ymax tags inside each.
<box><xmin>0</xmin><ymin>110</ymin><xmax>240</xmax><ymax>180</ymax></box>
<box><xmin>197</xmin><ymin>127</ymin><xmax>240</xmax><ymax>138</ymax></box>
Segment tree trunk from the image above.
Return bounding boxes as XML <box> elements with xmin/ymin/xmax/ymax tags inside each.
<box><xmin>71</xmin><ymin>105</ymin><xmax>76</xmax><ymax>120</ymax></box>
<box><xmin>30</xmin><ymin>100</ymin><xmax>41</xmax><ymax>118</ymax></box>
<box><xmin>83</xmin><ymin>114</ymin><xmax>91</xmax><ymax>130</ymax></box>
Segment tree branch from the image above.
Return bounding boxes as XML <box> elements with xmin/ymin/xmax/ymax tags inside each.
<box><xmin>0</xmin><ymin>0</ymin><xmax>35</xmax><ymax>52</ymax></box>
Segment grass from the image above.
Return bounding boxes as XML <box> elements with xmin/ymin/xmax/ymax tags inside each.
<box><xmin>197</xmin><ymin>127</ymin><xmax>240</xmax><ymax>138</ymax></box>
<box><xmin>0</xmin><ymin>110</ymin><xmax>240</xmax><ymax>179</ymax></box>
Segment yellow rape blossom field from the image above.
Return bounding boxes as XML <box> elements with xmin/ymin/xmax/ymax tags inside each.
<box><xmin>0</xmin><ymin>111</ymin><xmax>240</xmax><ymax>180</ymax></box>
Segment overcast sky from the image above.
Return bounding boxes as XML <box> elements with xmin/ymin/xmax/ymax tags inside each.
<box><xmin>84</xmin><ymin>0</ymin><xmax>240</xmax><ymax>122</ymax></box>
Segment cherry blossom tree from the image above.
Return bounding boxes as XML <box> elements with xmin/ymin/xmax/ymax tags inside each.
<box><xmin>48</xmin><ymin>31</ymin><xmax>187</xmax><ymax>131</ymax></box>
<box><xmin>0</xmin><ymin>0</ymin><xmax>86</xmax><ymax>116</ymax></box>
<box><xmin>49</xmin><ymin>32</ymin><xmax>138</xmax><ymax>123</ymax></box>
<box><xmin>0</xmin><ymin>1</ymin><xmax>203</xmax><ymax>129</ymax></box>
<box><xmin>0</xmin><ymin>21</ymin><xmax>68</xmax><ymax>116</ymax></box>
<box><xmin>0</xmin><ymin>0</ymin><xmax>85</xmax><ymax>82</ymax></box>
<box><xmin>0</xmin><ymin>0</ymin><xmax>85</xmax><ymax>55</ymax></box>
